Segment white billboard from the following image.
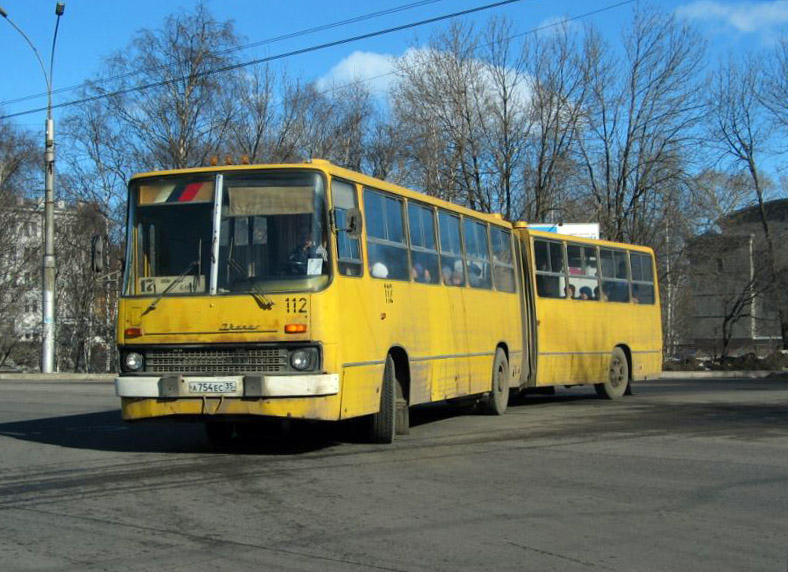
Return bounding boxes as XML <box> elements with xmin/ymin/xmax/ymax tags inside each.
<box><xmin>527</xmin><ymin>223</ymin><xmax>600</xmax><ymax>240</ymax></box>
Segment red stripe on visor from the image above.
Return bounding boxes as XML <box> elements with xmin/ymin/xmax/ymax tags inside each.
<box><xmin>178</xmin><ymin>183</ymin><xmax>203</xmax><ymax>202</ymax></box>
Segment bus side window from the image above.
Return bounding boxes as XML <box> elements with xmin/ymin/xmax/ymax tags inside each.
<box><xmin>534</xmin><ymin>239</ymin><xmax>565</xmax><ymax>298</ymax></box>
<box><xmin>491</xmin><ymin>227</ymin><xmax>516</xmax><ymax>293</ymax></box>
<box><xmin>331</xmin><ymin>179</ymin><xmax>363</xmax><ymax>276</ymax></box>
<box><xmin>600</xmin><ymin>248</ymin><xmax>630</xmax><ymax>302</ymax></box>
<box><xmin>630</xmin><ymin>251</ymin><xmax>655</xmax><ymax>304</ymax></box>
<box><xmin>364</xmin><ymin>188</ymin><xmax>409</xmax><ymax>281</ymax></box>
<box><xmin>463</xmin><ymin>218</ymin><xmax>492</xmax><ymax>289</ymax></box>
<box><xmin>438</xmin><ymin>210</ymin><xmax>465</xmax><ymax>286</ymax></box>
<box><xmin>566</xmin><ymin>243</ymin><xmax>599</xmax><ymax>301</ymax></box>
<box><xmin>407</xmin><ymin>202</ymin><xmax>439</xmax><ymax>284</ymax></box>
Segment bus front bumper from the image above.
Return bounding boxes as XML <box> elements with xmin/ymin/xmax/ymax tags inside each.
<box><xmin>115</xmin><ymin>373</ymin><xmax>339</xmax><ymax>399</ymax></box>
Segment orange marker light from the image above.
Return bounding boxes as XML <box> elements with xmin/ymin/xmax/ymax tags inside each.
<box><xmin>125</xmin><ymin>327</ymin><xmax>142</xmax><ymax>338</ymax></box>
<box><xmin>284</xmin><ymin>324</ymin><xmax>307</xmax><ymax>334</ymax></box>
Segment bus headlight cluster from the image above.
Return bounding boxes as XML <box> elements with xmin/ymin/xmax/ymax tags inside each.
<box><xmin>124</xmin><ymin>352</ymin><xmax>144</xmax><ymax>372</ymax></box>
<box><xmin>290</xmin><ymin>347</ymin><xmax>318</xmax><ymax>371</ymax></box>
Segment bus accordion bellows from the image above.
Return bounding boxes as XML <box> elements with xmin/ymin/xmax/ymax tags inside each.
<box><xmin>113</xmin><ymin>159</ymin><xmax>662</xmax><ymax>444</ymax></box>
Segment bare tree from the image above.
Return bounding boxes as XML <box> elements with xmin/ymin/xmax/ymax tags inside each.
<box><xmin>576</xmin><ymin>6</ymin><xmax>705</xmax><ymax>243</ymax></box>
<box><xmin>707</xmin><ymin>54</ymin><xmax>787</xmax><ymax>349</ymax></box>
<box><xmin>0</xmin><ymin>118</ymin><xmax>41</xmax><ymax>369</ymax></box>
<box><xmin>393</xmin><ymin>22</ymin><xmax>491</xmax><ymax>207</ymax></box>
<box><xmin>90</xmin><ymin>3</ymin><xmax>242</xmax><ymax>170</ymax></box>
<box><xmin>521</xmin><ymin>22</ymin><xmax>586</xmax><ymax>222</ymax></box>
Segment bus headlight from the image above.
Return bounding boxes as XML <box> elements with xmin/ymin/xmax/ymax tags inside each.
<box><xmin>124</xmin><ymin>352</ymin><xmax>144</xmax><ymax>372</ymax></box>
<box><xmin>290</xmin><ymin>348</ymin><xmax>317</xmax><ymax>371</ymax></box>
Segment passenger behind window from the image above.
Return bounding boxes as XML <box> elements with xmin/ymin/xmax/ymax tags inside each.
<box><xmin>411</xmin><ymin>262</ymin><xmax>432</xmax><ymax>283</ymax></box>
<box><xmin>371</xmin><ymin>262</ymin><xmax>389</xmax><ymax>278</ymax></box>
<box><xmin>580</xmin><ymin>286</ymin><xmax>592</xmax><ymax>300</ymax></box>
<box><xmin>565</xmin><ymin>284</ymin><xmax>576</xmax><ymax>299</ymax></box>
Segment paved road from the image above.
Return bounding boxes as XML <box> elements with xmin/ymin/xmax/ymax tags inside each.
<box><xmin>0</xmin><ymin>377</ymin><xmax>786</xmax><ymax>572</ymax></box>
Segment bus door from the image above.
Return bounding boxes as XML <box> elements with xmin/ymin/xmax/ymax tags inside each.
<box><xmin>516</xmin><ymin>232</ymin><xmax>537</xmax><ymax>388</ymax></box>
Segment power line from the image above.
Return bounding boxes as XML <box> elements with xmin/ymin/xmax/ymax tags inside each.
<box><xmin>1</xmin><ymin>0</ymin><xmax>528</xmax><ymax>120</ymax></box>
<box><xmin>0</xmin><ymin>0</ymin><xmax>450</xmax><ymax>108</ymax></box>
<box><xmin>268</xmin><ymin>0</ymin><xmax>638</xmax><ymax>102</ymax></box>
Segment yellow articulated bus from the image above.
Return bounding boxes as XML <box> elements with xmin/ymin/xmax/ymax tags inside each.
<box><xmin>114</xmin><ymin>160</ymin><xmax>524</xmax><ymax>444</ymax></box>
<box><xmin>113</xmin><ymin>159</ymin><xmax>662</xmax><ymax>444</ymax></box>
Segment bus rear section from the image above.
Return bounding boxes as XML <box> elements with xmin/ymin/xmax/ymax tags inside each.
<box><xmin>513</xmin><ymin>227</ymin><xmax>662</xmax><ymax>398</ymax></box>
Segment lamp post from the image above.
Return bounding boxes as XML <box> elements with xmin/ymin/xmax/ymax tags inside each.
<box><xmin>0</xmin><ymin>3</ymin><xmax>65</xmax><ymax>373</ymax></box>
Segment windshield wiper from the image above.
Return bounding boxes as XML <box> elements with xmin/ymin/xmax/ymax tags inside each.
<box><xmin>141</xmin><ymin>260</ymin><xmax>199</xmax><ymax>316</ymax></box>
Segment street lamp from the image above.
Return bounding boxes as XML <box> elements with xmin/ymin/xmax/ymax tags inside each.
<box><xmin>0</xmin><ymin>3</ymin><xmax>65</xmax><ymax>373</ymax></box>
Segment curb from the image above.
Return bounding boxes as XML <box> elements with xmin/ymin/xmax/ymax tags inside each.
<box><xmin>659</xmin><ymin>371</ymin><xmax>788</xmax><ymax>380</ymax></box>
<box><xmin>0</xmin><ymin>373</ymin><xmax>115</xmax><ymax>382</ymax></box>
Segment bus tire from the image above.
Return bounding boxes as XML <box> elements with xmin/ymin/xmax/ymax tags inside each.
<box><xmin>481</xmin><ymin>348</ymin><xmax>509</xmax><ymax>415</ymax></box>
<box><xmin>595</xmin><ymin>347</ymin><xmax>629</xmax><ymax>400</ymax></box>
<box><xmin>205</xmin><ymin>421</ymin><xmax>234</xmax><ymax>447</ymax></box>
<box><xmin>369</xmin><ymin>355</ymin><xmax>399</xmax><ymax>443</ymax></box>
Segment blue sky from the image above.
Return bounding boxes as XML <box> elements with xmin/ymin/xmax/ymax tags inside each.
<box><xmin>1</xmin><ymin>0</ymin><xmax>786</xmax><ymax>128</ymax></box>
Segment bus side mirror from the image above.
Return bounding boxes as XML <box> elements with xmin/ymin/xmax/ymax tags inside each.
<box><xmin>91</xmin><ymin>235</ymin><xmax>104</xmax><ymax>273</ymax></box>
<box><xmin>345</xmin><ymin>208</ymin><xmax>363</xmax><ymax>238</ymax></box>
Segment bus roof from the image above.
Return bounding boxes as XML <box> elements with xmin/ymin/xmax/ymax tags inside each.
<box><xmin>129</xmin><ymin>159</ymin><xmax>511</xmax><ymax>228</ymax></box>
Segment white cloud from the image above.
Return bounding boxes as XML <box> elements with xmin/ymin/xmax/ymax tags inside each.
<box><xmin>317</xmin><ymin>51</ymin><xmax>395</xmax><ymax>97</ymax></box>
<box><xmin>677</xmin><ymin>1</ymin><xmax>788</xmax><ymax>34</ymax></box>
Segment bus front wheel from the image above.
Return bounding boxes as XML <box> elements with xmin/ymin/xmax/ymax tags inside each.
<box><xmin>369</xmin><ymin>355</ymin><xmax>408</xmax><ymax>443</ymax></box>
<box><xmin>481</xmin><ymin>348</ymin><xmax>509</xmax><ymax>415</ymax></box>
<box><xmin>595</xmin><ymin>347</ymin><xmax>629</xmax><ymax>400</ymax></box>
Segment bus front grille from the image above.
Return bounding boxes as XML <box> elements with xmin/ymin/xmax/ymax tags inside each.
<box><xmin>143</xmin><ymin>347</ymin><xmax>289</xmax><ymax>374</ymax></box>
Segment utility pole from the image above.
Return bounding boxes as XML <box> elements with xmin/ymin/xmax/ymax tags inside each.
<box><xmin>0</xmin><ymin>3</ymin><xmax>66</xmax><ymax>372</ymax></box>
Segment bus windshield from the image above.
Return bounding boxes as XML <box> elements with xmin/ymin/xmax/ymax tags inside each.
<box><xmin>124</xmin><ymin>170</ymin><xmax>329</xmax><ymax>296</ymax></box>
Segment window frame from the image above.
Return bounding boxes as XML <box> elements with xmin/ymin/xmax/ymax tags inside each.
<box><xmin>462</xmin><ymin>216</ymin><xmax>493</xmax><ymax>290</ymax></box>
<box><xmin>364</xmin><ymin>187</ymin><xmax>410</xmax><ymax>282</ymax></box>
<box><xmin>406</xmin><ymin>200</ymin><xmax>440</xmax><ymax>286</ymax></box>
<box><xmin>331</xmin><ymin>177</ymin><xmax>364</xmax><ymax>278</ymax></box>
<box><xmin>437</xmin><ymin>209</ymin><xmax>466</xmax><ymax>287</ymax></box>
<box><xmin>629</xmin><ymin>250</ymin><xmax>656</xmax><ymax>305</ymax></box>
<box><xmin>490</xmin><ymin>225</ymin><xmax>517</xmax><ymax>293</ymax></box>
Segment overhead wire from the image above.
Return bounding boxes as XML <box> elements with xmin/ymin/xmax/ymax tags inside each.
<box><xmin>0</xmin><ymin>0</ymin><xmax>638</xmax><ymax>121</ymax></box>
<box><xmin>0</xmin><ymin>0</ymin><xmax>450</xmax><ymax>108</ymax></box>
<box><xmin>1</xmin><ymin>0</ymin><xmax>527</xmax><ymax>120</ymax></box>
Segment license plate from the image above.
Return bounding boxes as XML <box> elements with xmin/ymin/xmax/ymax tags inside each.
<box><xmin>188</xmin><ymin>381</ymin><xmax>238</xmax><ymax>394</ymax></box>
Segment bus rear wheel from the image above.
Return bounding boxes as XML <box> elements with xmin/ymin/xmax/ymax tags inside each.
<box><xmin>481</xmin><ymin>348</ymin><xmax>509</xmax><ymax>415</ymax></box>
<box><xmin>595</xmin><ymin>347</ymin><xmax>629</xmax><ymax>400</ymax></box>
<box><xmin>368</xmin><ymin>355</ymin><xmax>408</xmax><ymax>443</ymax></box>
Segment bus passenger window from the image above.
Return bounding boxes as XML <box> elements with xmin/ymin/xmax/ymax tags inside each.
<box><xmin>407</xmin><ymin>203</ymin><xmax>439</xmax><ymax>284</ymax></box>
<box><xmin>566</xmin><ymin>244</ymin><xmax>599</xmax><ymax>301</ymax></box>
<box><xmin>534</xmin><ymin>239</ymin><xmax>565</xmax><ymax>298</ymax></box>
<box><xmin>600</xmin><ymin>248</ymin><xmax>630</xmax><ymax>302</ymax></box>
<box><xmin>630</xmin><ymin>251</ymin><xmax>656</xmax><ymax>304</ymax></box>
<box><xmin>463</xmin><ymin>219</ymin><xmax>492</xmax><ymax>289</ymax></box>
<box><xmin>364</xmin><ymin>189</ymin><xmax>409</xmax><ymax>281</ymax></box>
<box><xmin>331</xmin><ymin>180</ymin><xmax>362</xmax><ymax>276</ymax></box>
<box><xmin>491</xmin><ymin>227</ymin><xmax>516</xmax><ymax>293</ymax></box>
<box><xmin>438</xmin><ymin>210</ymin><xmax>465</xmax><ymax>286</ymax></box>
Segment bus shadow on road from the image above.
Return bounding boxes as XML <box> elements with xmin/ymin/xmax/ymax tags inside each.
<box><xmin>0</xmin><ymin>410</ymin><xmax>348</xmax><ymax>455</ymax></box>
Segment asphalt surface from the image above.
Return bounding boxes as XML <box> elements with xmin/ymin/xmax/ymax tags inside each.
<box><xmin>0</xmin><ymin>376</ymin><xmax>786</xmax><ymax>572</ymax></box>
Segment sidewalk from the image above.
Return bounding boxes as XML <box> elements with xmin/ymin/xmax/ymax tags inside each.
<box><xmin>659</xmin><ymin>370</ymin><xmax>788</xmax><ymax>379</ymax></box>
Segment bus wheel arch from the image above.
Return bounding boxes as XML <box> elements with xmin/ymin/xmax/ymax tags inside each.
<box><xmin>388</xmin><ymin>346</ymin><xmax>411</xmax><ymax>435</ymax></box>
<box><xmin>595</xmin><ymin>345</ymin><xmax>630</xmax><ymax>400</ymax></box>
